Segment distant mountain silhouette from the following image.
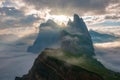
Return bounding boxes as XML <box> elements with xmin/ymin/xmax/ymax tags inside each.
<box><xmin>40</xmin><ymin>19</ymin><xmax>59</xmax><ymax>29</ymax></box>
<box><xmin>89</xmin><ymin>30</ymin><xmax>119</xmax><ymax>43</ymax></box>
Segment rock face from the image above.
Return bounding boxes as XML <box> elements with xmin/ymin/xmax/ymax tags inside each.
<box><xmin>28</xmin><ymin>14</ymin><xmax>94</xmax><ymax>56</ymax></box>
<box><xmin>61</xmin><ymin>14</ymin><xmax>94</xmax><ymax>56</ymax></box>
<box><xmin>27</xmin><ymin>19</ymin><xmax>61</xmax><ymax>53</ymax></box>
<box><xmin>15</xmin><ymin>49</ymin><xmax>103</xmax><ymax>80</ymax></box>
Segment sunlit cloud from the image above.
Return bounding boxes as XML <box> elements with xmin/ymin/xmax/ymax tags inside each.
<box><xmin>45</xmin><ymin>15</ymin><xmax>72</xmax><ymax>26</ymax></box>
<box><xmin>0</xmin><ymin>0</ymin><xmax>120</xmax><ymax>27</ymax></box>
<box><xmin>0</xmin><ymin>27</ymin><xmax>36</xmax><ymax>37</ymax></box>
<box><xmin>106</xmin><ymin>3</ymin><xmax>120</xmax><ymax>14</ymax></box>
<box><xmin>0</xmin><ymin>0</ymin><xmax>24</xmax><ymax>9</ymax></box>
<box><xmin>83</xmin><ymin>16</ymin><xmax>105</xmax><ymax>25</ymax></box>
<box><xmin>0</xmin><ymin>0</ymin><xmax>120</xmax><ymax>39</ymax></box>
<box><xmin>22</xmin><ymin>0</ymin><xmax>120</xmax><ymax>16</ymax></box>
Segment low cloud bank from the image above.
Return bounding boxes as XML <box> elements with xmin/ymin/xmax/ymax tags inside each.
<box><xmin>94</xmin><ymin>40</ymin><xmax>120</xmax><ymax>72</ymax></box>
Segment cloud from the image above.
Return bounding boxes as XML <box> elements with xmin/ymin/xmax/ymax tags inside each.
<box><xmin>84</xmin><ymin>14</ymin><xmax>120</xmax><ymax>26</ymax></box>
<box><xmin>0</xmin><ymin>0</ymin><xmax>25</xmax><ymax>9</ymax></box>
<box><xmin>106</xmin><ymin>2</ymin><xmax>120</xmax><ymax>14</ymax></box>
<box><xmin>22</xmin><ymin>0</ymin><xmax>120</xmax><ymax>16</ymax></box>
<box><xmin>94</xmin><ymin>40</ymin><xmax>120</xmax><ymax>72</ymax></box>
<box><xmin>0</xmin><ymin>7</ymin><xmax>24</xmax><ymax>17</ymax></box>
<box><xmin>89</xmin><ymin>26</ymin><xmax>120</xmax><ymax>72</ymax></box>
<box><xmin>0</xmin><ymin>32</ymin><xmax>38</xmax><ymax>80</ymax></box>
<box><xmin>105</xmin><ymin>15</ymin><xmax>120</xmax><ymax>20</ymax></box>
<box><xmin>84</xmin><ymin>16</ymin><xmax>105</xmax><ymax>25</ymax></box>
<box><xmin>0</xmin><ymin>6</ymin><xmax>41</xmax><ymax>29</ymax></box>
<box><xmin>20</xmin><ymin>0</ymin><xmax>120</xmax><ymax>26</ymax></box>
<box><xmin>1</xmin><ymin>0</ymin><xmax>120</xmax><ymax>27</ymax></box>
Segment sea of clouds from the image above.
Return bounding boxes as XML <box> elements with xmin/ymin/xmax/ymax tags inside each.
<box><xmin>89</xmin><ymin>26</ymin><xmax>120</xmax><ymax>72</ymax></box>
<box><xmin>0</xmin><ymin>26</ymin><xmax>120</xmax><ymax>80</ymax></box>
<box><xmin>0</xmin><ymin>27</ymin><xmax>39</xmax><ymax>80</ymax></box>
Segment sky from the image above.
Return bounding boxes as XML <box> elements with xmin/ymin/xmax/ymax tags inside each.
<box><xmin>0</xmin><ymin>0</ymin><xmax>120</xmax><ymax>28</ymax></box>
<box><xmin>0</xmin><ymin>0</ymin><xmax>120</xmax><ymax>80</ymax></box>
<box><xmin>0</xmin><ymin>0</ymin><xmax>119</xmax><ymax>43</ymax></box>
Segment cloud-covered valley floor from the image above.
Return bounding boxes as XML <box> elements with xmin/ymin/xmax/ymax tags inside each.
<box><xmin>0</xmin><ymin>30</ymin><xmax>38</xmax><ymax>80</ymax></box>
<box><xmin>91</xmin><ymin>26</ymin><xmax>120</xmax><ymax>72</ymax></box>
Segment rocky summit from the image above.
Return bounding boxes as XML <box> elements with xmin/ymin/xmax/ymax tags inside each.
<box><xmin>27</xmin><ymin>14</ymin><xmax>94</xmax><ymax>56</ymax></box>
<box><xmin>61</xmin><ymin>14</ymin><xmax>94</xmax><ymax>56</ymax></box>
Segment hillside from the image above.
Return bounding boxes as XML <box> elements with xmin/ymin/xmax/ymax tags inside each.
<box><xmin>15</xmin><ymin>48</ymin><xmax>103</xmax><ymax>80</ymax></box>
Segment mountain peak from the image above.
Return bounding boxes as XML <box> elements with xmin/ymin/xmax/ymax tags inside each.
<box><xmin>73</xmin><ymin>14</ymin><xmax>80</xmax><ymax>22</ymax></box>
<box><xmin>40</xmin><ymin>19</ymin><xmax>58</xmax><ymax>28</ymax></box>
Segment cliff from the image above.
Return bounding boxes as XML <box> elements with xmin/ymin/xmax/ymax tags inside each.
<box><xmin>61</xmin><ymin>14</ymin><xmax>94</xmax><ymax>56</ymax></box>
<box><xmin>27</xmin><ymin>19</ymin><xmax>61</xmax><ymax>53</ymax></box>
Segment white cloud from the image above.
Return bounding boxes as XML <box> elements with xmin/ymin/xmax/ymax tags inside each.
<box><xmin>94</xmin><ymin>40</ymin><xmax>120</xmax><ymax>72</ymax></box>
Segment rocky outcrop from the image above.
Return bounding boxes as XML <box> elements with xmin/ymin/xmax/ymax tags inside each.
<box><xmin>61</xmin><ymin>14</ymin><xmax>94</xmax><ymax>56</ymax></box>
<box><xmin>28</xmin><ymin>14</ymin><xmax>94</xmax><ymax>56</ymax></box>
<box><xmin>27</xmin><ymin>19</ymin><xmax>61</xmax><ymax>53</ymax></box>
<box><xmin>15</xmin><ymin>48</ymin><xmax>103</xmax><ymax>80</ymax></box>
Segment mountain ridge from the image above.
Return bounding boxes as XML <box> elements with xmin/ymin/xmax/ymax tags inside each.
<box><xmin>15</xmin><ymin>14</ymin><xmax>120</xmax><ymax>80</ymax></box>
<box><xmin>15</xmin><ymin>48</ymin><xmax>103</xmax><ymax>80</ymax></box>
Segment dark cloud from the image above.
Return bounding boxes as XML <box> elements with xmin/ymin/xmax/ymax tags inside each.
<box><xmin>105</xmin><ymin>15</ymin><xmax>120</xmax><ymax>20</ymax></box>
<box><xmin>0</xmin><ymin>7</ymin><xmax>24</xmax><ymax>17</ymax></box>
<box><xmin>23</xmin><ymin>0</ymin><xmax>120</xmax><ymax>15</ymax></box>
<box><xmin>19</xmin><ymin>14</ymin><xmax>40</xmax><ymax>25</ymax></box>
<box><xmin>0</xmin><ymin>7</ymin><xmax>40</xmax><ymax>28</ymax></box>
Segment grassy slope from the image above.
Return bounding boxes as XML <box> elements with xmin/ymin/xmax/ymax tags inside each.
<box><xmin>44</xmin><ymin>49</ymin><xmax>120</xmax><ymax>80</ymax></box>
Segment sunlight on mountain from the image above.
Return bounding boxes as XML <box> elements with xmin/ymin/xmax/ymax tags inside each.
<box><xmin>46</xmin><ymin>14</ymin><xmax>72</xmax><ymax>26</ymax></box>
<box><xmin>52</xmin><ymin>15</ymin><xmax>69</xmax><ymax>23</ymax></box>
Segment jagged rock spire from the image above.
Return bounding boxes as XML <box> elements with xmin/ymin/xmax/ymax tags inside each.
<box><xmin>61</xmin><ymin>14</ymin><xmax>94</xmax><ymax>56</ymax></box>
<box><xmin>74</xmin><ymin>14</ymin><xmax>80</xmax><ymax>22</ymax></box>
